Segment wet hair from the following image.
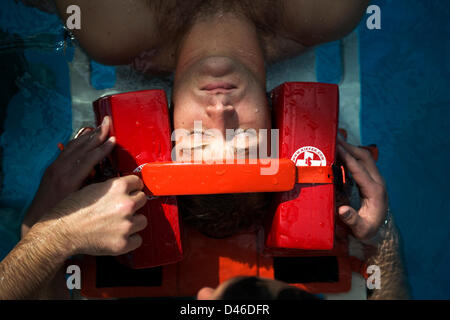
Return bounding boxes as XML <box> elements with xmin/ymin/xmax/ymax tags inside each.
<box><xmin>217</xmin><ymin>277</ymin><xmax>321</xmax><ymax>300</ymax></box>
<box><xmin>149</xmin><ymin>0</ymin><xmax>282</xmax><ymax>35</ymax></box>
<box><xmin>178</xmin><ymin>193</ymin><xmax>272</xmax><ymax>238</ymax></box>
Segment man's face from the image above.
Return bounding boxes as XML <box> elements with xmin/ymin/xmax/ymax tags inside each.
<box><xmin>172</xmin><ymin>56</ymin><xmax>271</xmax><ymax>162</ymax></box>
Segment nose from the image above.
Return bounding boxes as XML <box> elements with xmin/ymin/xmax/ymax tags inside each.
<box><xmin>205</xmin><ymin>100</ymin><xmax>238</xmax><ymax>136</ymax></box>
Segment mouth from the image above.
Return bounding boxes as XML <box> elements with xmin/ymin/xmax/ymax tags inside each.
<box><xmin>200</xmin><ymin>82</ymin><xmax>237</xmax><ymax>94</ymax></box>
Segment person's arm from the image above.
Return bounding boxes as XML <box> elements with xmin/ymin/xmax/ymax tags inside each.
<box><xmin>336</xmin><ymin>136</ymin><xmax>410</xmax><ymax>299</ymax></box>
<box><xmin>53</xmin><ymin>0</ymin><xmax>159</xmax><ymax>65</ymax></box>
<box><xmin>22</xmin><ymin>117</ymin><xmax>115</xmax><ymax>237</ymax></box>
<box><xmin>0</xmin><ymin>218</ymin><xmax>71</xmax><ymax>299</ymax></box>
<box><xmin>1</xmin><ymin>175</ymin><xmax>148</xmax><ymax>300</ymax></box>
<box><xmin>19</xmin><ymin>117</ymin><xmax>116</xmax><ymax>299</ymax></box>
<box><xmin>282</xmin><ymin>0</ymin><xmax>371</xmax><ymax>47</ymax></box>
<box><xmin>363</xmin><ymin>212</ymin><xmax>411</xmax><ymax>299</ymax></box>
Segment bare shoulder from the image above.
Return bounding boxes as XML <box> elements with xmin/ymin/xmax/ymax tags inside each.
<box><xmin>51</xmin><ymin>0</ymin><xmax>370</xmax><ymax>68</ymax></box>
<box><xmin>54</xmin><ymin>0</ymin><xmax>160</xmax><ymax>65</ymax></box>
<box><xmin>280</xmin><ymin>0</ymin><xmax>370</xmax><ymax>46</ymax></box>
<box><xmin>257</xmin><ymin>0</ymin><xmax>370</xmax><ymax>63</ymax></box>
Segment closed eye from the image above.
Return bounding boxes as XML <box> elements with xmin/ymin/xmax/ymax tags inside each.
<box><xmin>234</xmin><ymin>146</ymin><xmax>252</xmax><ymax>158</ymax></box>
<box><xmin>190</xmin><ymin>130</ymin><xmax>215</xmax><ymax>138</ymax></box>
<box><xmin>182</xmin><ymin>144</ymin><xmax>207</xmax><ymax>152</ymax></box>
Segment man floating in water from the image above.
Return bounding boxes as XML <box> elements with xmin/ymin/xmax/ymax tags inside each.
<box><xmin>0</xmin><ymin>0</ymin><xmax>409</xmax><ymax>300</ymax></box>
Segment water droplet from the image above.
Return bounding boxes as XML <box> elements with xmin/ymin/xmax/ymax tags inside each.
<box><xmin>216</xmin><ymin>170</ymin><xmax>226</xmax><ymax>176</ymax></box>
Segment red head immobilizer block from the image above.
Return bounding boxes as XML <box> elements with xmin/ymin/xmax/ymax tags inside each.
<box><xmin>265</xmin><ymin>82</ymin><xmax>339</xmax><ymax>251</ymax></box>
<box><xmin>93</xmin><ymin>90</ymin><xmax>183</xmax><ymax>268</ymax></box>
<box><xmin>80</xmin><ymin>83</ymin><xmax>355</xmax><ymax>299</ymax></box>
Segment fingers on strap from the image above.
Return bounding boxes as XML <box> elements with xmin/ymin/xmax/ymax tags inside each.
<box><xmin>84</xmin><ymin>116</ymin><xmax>112</xmax><ymax>151</ymax></box>
<box><xmin>61</xmin><ymin>116</ymin><xmax>112</xmax><ymax>159</ymax></box>
<box><xmin>338</xmin><ymin>205</ymin><xmax>360</xmax><ymax>229</ymax></box>
<box><xmin>122</xmin><ymin>175</ymin><xmax>145</xmax><ymax>193</ymax></box>
<box><xmin>82</xmin><ymin>136</ymin><xmax>116</xmax><ymax>171</ymax></box>
<box><xmin>337</xmin><ymin>137</ymin><xmax>384</xmax><ymax>185</ymax></box>
<box><xmin>337</xmin><ymin>144</ymin><xmax>375</xmax><ymax>193</ymax></box>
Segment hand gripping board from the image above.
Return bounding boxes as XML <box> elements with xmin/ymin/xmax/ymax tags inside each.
<box><xmin>93</xmin><ymin>90</ymin><xmax>183</xmax><ymax>268</ymax></box>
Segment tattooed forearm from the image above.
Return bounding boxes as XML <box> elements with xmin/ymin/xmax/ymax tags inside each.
<box><xmin>365</xmin><ymin>215</ymin><xmax>411</xmax><ymax>300</ymax></box>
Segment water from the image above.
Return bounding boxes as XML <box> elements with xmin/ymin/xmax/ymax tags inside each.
<box><xmin>0</xmin><ymin>2</ymin><xmax>74</xmax><ymax>260</ymax></box>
